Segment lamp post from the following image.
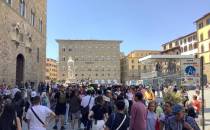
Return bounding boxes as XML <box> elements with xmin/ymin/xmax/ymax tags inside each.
<box><xmin>200</xmin><ymin>56</ymin><xmax>205</xmax><ymax>130</ymax></box>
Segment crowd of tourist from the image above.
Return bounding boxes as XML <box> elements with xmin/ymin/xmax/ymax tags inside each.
<box><xmin>0</xmin><ymin>82</ymin><xmax>202</xmax><ymax>130</ymax></box>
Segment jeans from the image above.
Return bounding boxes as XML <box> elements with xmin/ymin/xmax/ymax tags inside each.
<box><xmin>65</xmin><ymin>103</ymin><xmax>70</xmax><ymax>123</ymax></box>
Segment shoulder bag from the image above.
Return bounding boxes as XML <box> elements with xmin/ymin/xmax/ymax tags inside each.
<box><xmin>31</xmin><ymin>107</ymin><xmax>45</xmax><ymax>126</ymax></box>
<box><xmin>81</xmin><ymin>96</ymin><xmax>92</xmax><ymax>116</ymax></box>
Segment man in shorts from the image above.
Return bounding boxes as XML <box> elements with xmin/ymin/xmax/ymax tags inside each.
<box><xmin>53</xmin><ymin>86</ymin><xmax>69</xmax><ymax>130</ymax></box>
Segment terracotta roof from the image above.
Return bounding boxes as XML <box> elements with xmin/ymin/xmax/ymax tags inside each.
<box><xmin>161</xmin><ymin>32</ymin><xmax>196</xmax><ymax>46</ymax></box>
<box><xmin>194</xmin><ymin>12</ymin><xmax>210</xmax><ymax>23</ymax></box>
<box><xmin>161</xmin><ymin>46</ymin><xmax>180</xmax><ymax>53</ymax></box>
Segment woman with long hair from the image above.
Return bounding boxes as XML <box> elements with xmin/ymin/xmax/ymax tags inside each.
<box><xmin>12</xmin><ymin>91</ymin><xmax>25</xmax><ymax>125</ymax></box>
<box><xmin>88</xmin><ymin>95</ymin><xmax>108</xmax><ymax>130</ymax></box>
<box><xmin>146</xmin><ymin>101</ymin><xmax>160</xmax><ymax>130</ymax></box>
<box><xmin>0</xmin><ymin>99</ymin><xmax>22</xmax><ymax>130</ymax></box>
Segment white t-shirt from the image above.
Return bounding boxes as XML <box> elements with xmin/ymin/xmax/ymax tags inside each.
<box><xmin>10</xmin><ymin>88</ymin><xmax>20</xmax><ymax>98</ymax></box>
<box><xmin>146</xmin><ymin>111</ymin><xmax>158</xmax><ymax>130</ymax></box>
<box><xmin>81</xmin><ymin>95</ymin><xmax>95</xmax><ymax>110</ymax></box>
<box><xmin>26</xmin><ymin>105</ymin><xmax>53</xmax><ymax>130</ymax></box>
<box><xmin>124</xmin><ymin>99</ymin><xmax>129</xmax><ymax>110</ymax></box>
<box><xmin>126</xmin><ymin>92</ymin><xmax>133</xmax><ymax>101</ymax></box>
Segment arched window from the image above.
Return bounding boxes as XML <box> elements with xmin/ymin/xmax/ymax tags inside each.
<box><xmin>39</xmin><ymin>19</ymin><xmax>42</xmax><ymax>32</ymax></box>
<box><xmin>62</xmin><ymin>57</ymin><xmax>65</xmax><ymax>61</ymax></box>
<box><xmin>200</xmin><ymin>33</ymin><xmax>204</xmax><ymax>41</ymax></box>
<box><xmin>181</xmin><ymin>47</ymin><xmax>183</xmax><ymax>53</ymax></box>
<box><xmin>208</xmin><ymin>30</ymin><xmax>210</xmax><ymax>39</ymax></box>
<box><xmin>37</xmin><ymin>48</ymin><xmax>39</xmax><ymax>63</ymax></box>
<box><xmin>201</xmin><ymin>45</ymin><xmax>204</xmax><ymax>53</ymax></box>
<box><xmin>31</xmin><ymin>10</ymin><xmax>35</xmax><ymax>26</ymax></box>
<box><xmin>19</xmin><ymin>0</ymin><xmax>25</xmax><ymax>17</ymax></box>
<box><xmin>209</xmin><ymin>54</ymin><xmax>210</xmax><ymax>63</ymax></box>
<box><xmin>194</xmin><ymin>43</ymin><xmax>198</xmax><ymax>49</ymax></box>
<box><xmin>209</xmin><ymin>43</ymin><xmax>210</xmax><ymax>51</ymax></box>
<box><xmin>5</xmin><ymin>0</ymin><xmax>12</xmax><ymax>6</ymax></box>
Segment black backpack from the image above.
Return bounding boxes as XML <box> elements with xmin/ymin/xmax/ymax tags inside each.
<box><xmin>187</xmin><ymin>107</ymin><xmax>197</xmax><ymax>118</ymax></box>
<box><xmin>13</xmin><ymin>99</ymin><xmax>24</xmax><ymax>117</ymax></box>
<box><xmin>182</xmin><ymin>116</ymin><xmax>199</xmax><ymax>130</ymax></box>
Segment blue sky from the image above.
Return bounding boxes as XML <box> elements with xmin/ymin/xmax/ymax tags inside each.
<box><xmin>47</xmin><ymin>0</ymin><xmax>210</xmax><ymax>60</ymax></box>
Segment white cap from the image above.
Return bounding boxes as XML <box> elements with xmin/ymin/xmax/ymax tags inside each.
<box><xmin>106</xmin><ymin>90</ymin><xmax>111</xmax><ymax>93</ymax></box>
<box><xmin>31</xmin><ymin>91</ymin><xmax>37</xmax><ymax>98</ymax></box>
<box><xmin>4</xmin><ymin>90</ymin><xmax>11</xmax><ymax>95</ymax></box>
<box><xmin>41</xmin><ymin>92</ymin><xmax>46</xmax><ymax>97</ymax></box>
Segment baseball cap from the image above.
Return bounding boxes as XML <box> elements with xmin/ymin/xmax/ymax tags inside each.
<box><xmin>4</xmin><ymin>90</ymin><xmax>11</xmax><ymax>96</ymax></box>
<box><xmin>31</xmin><ymin>91</ymin><xmax>37</xmax><ymax>98</ymax></box>
<box><xmin>106</xmin><ymin>90</ymin><xmax>111</xmax><ymax>93</ymax></box>
<box><xmin>145</xmin><ymin>86</ymin><xmax>150</xmax><ymax>89</ymax></box>
<box><xmin>173</xmin><ymin>104</ymin><xmax>184</xmax><ymax>114</ymax></box>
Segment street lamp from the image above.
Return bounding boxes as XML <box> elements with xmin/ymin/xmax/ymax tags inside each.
<box><xmin>200</xmin><ymin>56</ymin><xmax>205</xmax><ymax>130</ymax></box>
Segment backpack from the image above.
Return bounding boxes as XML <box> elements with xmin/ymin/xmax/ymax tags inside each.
<box><xmin>111</xmin><ymin>113</ymin><xmax>127</xmax><ymax>130</ymax></box>
<box><xmin>58</xmin><ymin>93</ymin><xmax>66</xmax><ymax>104</ymax></box>
<box><xmin>182</xmin><ymin>116</ymin><xmax>200</xmax><ymax>130</ymax></box>
<box><xmin>13</xmin><ymin>99</ymin><xmax>24</xmax><ymax>117</ymax></box>
<box><xmin>187</xmin><ymin>107</ymin><xmax>197</xmax><ymax>118</ymax></box>
<box><xmin>41</xmin><ymin>96</ymin><xmax>48</xmax><ymax>106</ymax></box>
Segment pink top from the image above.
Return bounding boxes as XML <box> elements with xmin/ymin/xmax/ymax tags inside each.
<box><xmin>130</xmin><ymin>101</ymin><xmax>147</xmax><ymax>130</ymax></box>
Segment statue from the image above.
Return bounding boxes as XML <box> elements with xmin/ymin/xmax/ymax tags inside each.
<box><xmin>65</xmin><ymin>57</ymin><xmax>75</xmax><ymax>84</ymax></box>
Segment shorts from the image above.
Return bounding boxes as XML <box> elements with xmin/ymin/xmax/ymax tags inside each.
<box><xmin>55</xmin><ymin>104</ymin><xmax>66</xmax><ymax>115</ymax></box>
<box><xmin>72</xmin><ymin>111</ymin><xmax>80</xmax><ymax>119</ymax></box>
<box><xmin>92</xmin><ymin>120</ymin><xmax>105</xmax><ymax>130</ymax></box>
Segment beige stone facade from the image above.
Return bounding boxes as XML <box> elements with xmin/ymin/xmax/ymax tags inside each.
<box><xmin>121</xmin><ymin>50</ymin><xmax>160</xmax><ymax>85</ymax></box>
<box><xmin>160</xmin><ymin>12</ymin><xmax>210</xmax><ymax>83</ymax></box>
<box><xmin>0</xmin><ymin>0</ymin><xmax>46</xmax><ymax>86</ymax></box>
<box><xmin>161</xmin><ymin>32</ymin><xmax>198</xmax><ymax>56</ymax></box>
<box><xmin>57</xmin><ymin>40</ymin><xmax>121</xmax><ymax>84</ymax></box>
<box><xmin>46</xmin><ymin>58</ymin><xmax>58</xmax><ymax>82</ymax></box>
<box><xmin>196</xmin><ymin>13</ymin><xmax>210</xmax><ymax>83</ymax></box>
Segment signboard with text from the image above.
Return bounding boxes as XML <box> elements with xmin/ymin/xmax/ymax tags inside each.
<box><xmin>181</xmin><ymin>59</ymin><xmax>200</xmax><ymax>86</ymax></box>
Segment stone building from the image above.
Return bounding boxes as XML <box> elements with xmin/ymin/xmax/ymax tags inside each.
<box><xmin>160</xmin><ymin>12</ymin><xmax>210</xmax><ymax>82</ymax></box>
<box><xmin>121</xmin><ymin>50</ymin><xmax>160</xmax><ymax>85</ymax></box>
<box><xmin>46</xmin><ymin>58</ymin><xmax>58</xmax><ymax>82</ymax></box>
<box><xmin>161</xmin><ymin>32</ymin><xmax>198</xmax><ymax>56</ymax></box>
<box><xmin>57</xmin><ymin>40</ymin><xmax>121</xmax><ymax>84</ymax></box>
<box><xmin>196</xmin><ymin>13</ymin><xmax>210</xmax><ymax>83</ymax></box>
<box><xmin>0</xmin><ymin>0</ymin><xmax>47</xmax><ymax>86</ymax></box>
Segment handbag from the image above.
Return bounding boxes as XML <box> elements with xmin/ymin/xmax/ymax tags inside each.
<box><xmin>155</xmin><ymin>118</ymin><xmax>160</xmax><ymax>130</ymax></box>
<box><xmin>81</xmin><ymin>96</ymin><xmax>92</xmax><ymax>116</ymax></box>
